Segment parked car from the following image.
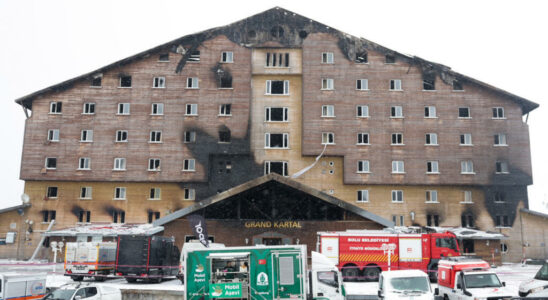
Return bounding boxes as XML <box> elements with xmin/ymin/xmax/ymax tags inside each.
<box><xmin>43</xmin><ymin>282</ymin><xmax>121</xmax><ymax>300</ymax></box>
<box><xmin>377</xmin><ymin>270</ymin><xmax>437</xmax><ymax>299</ymax></box>
<box><xmin>519</xmin><ymin>261</ymin><xmax>548</xmax><ymax>297</ymax></box>
<box><xmin>0</xmin><ymin>273</ymin><xmax>47</xmax><ymax>300</ymax></box>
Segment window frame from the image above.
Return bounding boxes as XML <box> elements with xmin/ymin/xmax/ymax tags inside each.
<box><xmin>458</xmin><ymin>107</ymin><xmax>471</xmax><ymax>118</ymax></box>
<box><xmin>265</xmin><ymin>80</ymin><xmax>290</xmax><ymax>95</ymax></box>
<box><xmin>151</xmin><ymin>103</ymin><xmax>164</xmax><ymax>115</ymax></box>
<box><xmin>148</xmin><ymin>158</ymin><xmax>161</xmax><ymax>171</ymax></box>
<box><xmin>119</xmin><ymin>76</ymin><xmax>132</xmax><ymax>88</ymax></box>
<box><xmin>184</xmin><ymin>188</ymin><xmax>196</xmax><ymax>200</ymax></box>
<box><xmin>462</xmin><ymin>190</ymin><xmax>473</xmax><ymax>204</ymax></box>
<box><xmin>427</xmin><ymin>161</ymin><xmax>439</xmax><ymax>174</ymax></box>
<box><xmin>357</xmin><ymin>160</ymin><xmax>370</xmax><ymax>173</ymax></box>
<box><xmin>357</xmin><ymin>190</ymin><xmax>369</xmax><ymax>203</ymax></box>
<box><xmin>321</xmin><ymin>105</ymin><xmax>335</xmax><ymax>118</ymax></box>
<box><xmin>264</xmin><ymin>161</ymin><xmax>289</xmax><ymax>177</ymax></box>
<box><xmin>80</xmin><ymin>187</ymin><xmax>92</xmax><ymax>200</ymax></box>
<box><xmin>357</xmin><ymin>132</ymin><xmax>370</xmax><ymax>145</ymax></box>
<box><xmin>389</xmin><ymin>79</ymin><xmax>402</xmax><ymax>91</ymax></box>
<box><xmin>264</xmin><ymin>133</ymin><xmax>289</xmax><ymax>149</ymax></box>
<box><xmin>80</xmin><ymin>129</ymin><xmax>93</xmax><ymax>143</ymax></box>
<box><xmin>391</xmin><ymin>161</ymin><xmax>405</xmax><ymax>174</ymax></box>
<box><xmin>495</xmin><ymin>161</ymin><xmax>509</xmax><ymax>174</ymax></box>
<box><xmin>321</xmin><ymin>52</ymin><xmax>334</xmax><ymax>64</ymax></box>
<box><xmin>460</xmin><ymin>160</ymin><xmax>475</xmax><ymax>174</ymax></box>
<box><xmin>117</xmin><ymin>103</ymin><xmax>130</xmax><ymax>115</ymax></box>
<box><xmin>390</xmin><ymin>106</ymin><xmax>403</xmax><ymax>118</ymax></box>
<box><xmin>425</xmin><ymin>190</ymin><xmax>439</xmax><ymax>203</ymax></box>
<box><xmin>82</xmin><ymin>102</ymin><xmax>96</xmax><ymax>115</ymax></box>
<box><xmin>186</xmin><ymin>77</ymin><xmax>199</xmax><ymax>89</ymax></box>
<box><xmin>185</xmin><ymin>104</ymin><xmax>198</xmax><ymax>116</ymax></box>
<box><xmin>149</xmin><ymin>188</ymin><xmax>161</xmax><ymax>200</ymax></box>
<box><xmin>152</xmin><ymin>77</ymin><xmax>166</xmax><ymax>88</ymax></box>
<box><xmin>424</xmin><ymin>106</ymin><xmax>437</xmax><ymax>118</ymax></box>
<box><xmin>321</xmin><ymin>132</ymin><xmax>335</xmax><ymax>145</ymax></box>
<box><xmin>356</xmin><ymin>105</ymin><xmax>369</xmax><ymax>118</ymax></box>
<box><xmin>78</xmin><ymin>157</ymin><xmax>91</xmax><ymax>170</ymax></box>
<box><xmin>219</xmin><ymin>104</ymin><xmax>232</xmax><ymax>116</ymax></box>
<box><xmin>492</xmin><ymin>107</ymin><xmax>505</xmax><ymax>119</ymax></box>
<box><xmin>356</xmin><ymin>79</ymin><xmax>369</xmax><ymax>91</ymax></box>
<box><xmin>183</xmin><ymin>159</ymin><xmax>196</xmax><ymax>171</ymax></box>
<box><xmin>391</xmin><ymin>133</ymin><xmax>404</xmax><ymax>146</ymax></box>
<box><xmin>115</xmin><ymin>130</ymin><xmax>128</xmax><ymax>143</ymax></box>
<box><xmin>149</xmin><ymin>131</ymin><xmax>162</xmax><ymax>143</ymax></box>
<box><xmin>183</xmin><ymin>131</ymin><xmax>196</xmax><ymax>143</ymax></box>
<box><xmin>494</xmin><ymin>133</ymin><xmax>508</xmax><ymax>146</ymax></box>
<box><xmin>265</xmin><ymin>107</ymin><xmax>289</xmax><ymax>122</ymax></box>
<box><xmin>221</xmin><ymin>51</ymin><xmax>234</xmax><ymax>63</ymax></box>
<box><xmin>47</xmin><ymin>129</ymin><xmax>60</xmax><ymax>142</ymax></box>
<box><xmin>113</xmin><ymin>158</ymin><xmax>126</xmax><ymax>171</ymax></box>
<box><xmin>49</xmin><ymin>102</ymin><xmax>62</xmax><ymax>114</ymax></box>
<box><xmin>321</xmin><ymin>78</ymin><xmax>334</xmax><ymax>90</ymax></box>
<box><xmin>425</xmin><ymin>133</ymin><xmax>438</xmax><ymax>146</ymax></box>
<box><xmin>114</xmin><ymin>187</ymin><xmax>126</xmax><ymax>200</ymax></box>
<box><xmin>391</xmin><ymin>190</ymin><xmax>404</xmax><ymax>203</ymax></box>
<box><xmin>46</xmin><ymin>186</ymin><xmax>58</xmax><ymax>198</ymax></box>
<box><xmin>45</xmin><ymin>157</ymin><xmax>57</xmax><ymax>170</ymax></box>
<box><xmin>460</xmin><ymin>133</ymin><xmax>473</xmax><ymax>146</ymax></box>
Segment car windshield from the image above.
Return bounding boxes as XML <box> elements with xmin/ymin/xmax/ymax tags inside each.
<box><xmin>534</xmin><ymin>264</ymin><xmax>548</xmax><ymax>280</ymax></box>
<box><xmin>464</xmin><ymin>274</ymin><xmax>502</xmax><ymax>288</ymax></box>
<box><xmin>44</xmin><ymin>289</ymin><xmax>76</xmax><ymax>300</ymax></box>
<box><xmin>389</xmin><ymin>276</ymin><xmax>430</xmax><ymax>292</ymax></box>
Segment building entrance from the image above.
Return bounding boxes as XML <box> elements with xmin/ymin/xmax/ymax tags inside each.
<box><xmin>262</xmin><ymin>238</ymin><xmax>282</xmax><ymax>245</ymax></box>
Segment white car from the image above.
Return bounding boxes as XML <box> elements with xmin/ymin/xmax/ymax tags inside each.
<box><xmin>378</xmin><ymin>270</ymin><xmax>436</xmax><ymax>300</ymax></box>
<box><xmin>519</xmin><ymin>262</ymin><xmax>548</xmax><ymax>297</ymax></box>
<box><xmin>43</xmin><ymin>283</ymin><xmax>121</xmax><ymax>300</ymax></box>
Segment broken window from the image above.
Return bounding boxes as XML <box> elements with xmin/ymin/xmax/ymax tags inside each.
<box><xmin>385</xmin><ymin>54</ymin><xmax>396</xmax><ymax>64</ymax></box>
<box><xmin>153</xmin><ymin>77</ymin><xmax>166</xmax><ymax>88</ymax></box>
<box><xmin>322</xmin><ymin>132</ymin><xmax>334</xmax><ymax>144</ymax></box>
<box><xmin>42</xmin><ymin>210</ymin><xmax>56</xmax><ymax>222</ymax></box>
<box><xmin>188</xmin><ymin>50</ymin><xmax>200</xmax><ymax>62</ymax></box>
<box><xmin>49</xmin><ymin>102</ymin><xmax>62</xmax><ymax>114</ymax></box>
<box><xmin>494</xmin><ymin>133</ymin><xmax>507</xmax><ymax>146</ymax></box>
<box><xmin>46</xmin><ymin>186</ymin><xmax>58</xmax><ymax>198</ymax></box>
<box><xmin>357</xmin><ymin>190</ymin><xmax>369</xmax><ymax>202</ymax></box>
<box><xmin>119</xmin><ymin>75</ymin><xmax>132</xmax><ymax>88</ymax></box>
<box><xmin>492</xmin><ymin>107</ymin><xmax>505</xmax><ymax>119</ymax></box>
<box><xmin>357</xmin><ymin>133</ymin><xmax>369</xmax><ymax>145</ymax></box>
<box><xmin>183</xmin><ymin>159</ymin><xmax>195</xmax><ymax>171</ymax></box>
<box><xmin>270</xmin><ymin>26</ymin><xmax>284</xmax><ymax>38</ymax></box>
<box><xmin>427</xmin><ymin>214</ymin><xmax>439</xmax><ymax>226</ymax></box>
<box><xmin>116</xmin><ymin>130</ymin><xmax>128</xmax><ymax>142</ymax></box>
<box><xmin>422</xmin><ymin>75</ymin><xmax>435</xmax><ymax>90</ymax></box>
<box><xmin>113</xmin><ymin>211</ymin><xmax>125</xmax><ymax>223</ymax></box>
<box><xmin>425</xmin><ymin>133</ymin><xmax>438</xmax><ymax>145</ymax></box>
<box><xmin>392</xmin><ymin>161</ymin><xmax>405</xmax><ymax>173</ymax></box>
<box><xmin>461</xmin><ymin>214</ymin><xmax>474</xmax><ymax>228</ymax></box>
<box><xmin>266</xmin><ymin>80</ymin><xmax>289</xmax><ymax>95</ymax></box>
<box><xmin>78</xmin><ymin>211</ymin><xmax>91</xmax><ymax>223</ymax></box>
<box><xmin>265</xmin><ymin>133</ymin><xmax>289</xmax><ymax>148</ymax></box>
<box><xmin>357</xmin><ymin>160</ymin><xmax>370</xmax><ymax>173</ymax></box>
<box><xmin>264</xmin><ymin>161</ymin><xmax>288</xmax><ymax>176</ymax></box>
<box><xmin>321</xmin><ymin>78</ymin><xmax>334</xmax><ymax>90</ymax></box>
<box><xmin>495</xmin><ymin>215</ymin><xmax>509</xmax><ymax>227</ymax></box>
<box><xmin>265</xmin><ymin>107</ymin><xmax>289</xmax><ymax>121</ymax></box>
<box><xmin>321</xmin><ymin>52</ymin><xmax>334</xmax><ymax>64</ymax></box>
<box><xmin>427</xmin><ymin>161</ymin><xmax>439</xmax><ymax>173</ymax></box>
<box><xmin>151</xmin><ymin>103</ymin><xmax>164</xmax><ymax>115</ymax></box>
<box><xmin>83</xmin><ymin>102</ymin><xmax>95</xmax><ymax>114</ymax></box>
<box><xmin>462</xmin><ymin>239</ymin><xmax>474</xmax><ymax>253</ymax></box>
<box><xmin>45</xmin><ymin>157</ymin><xmax>57</xmax><ymax>169</ymax></box>
<box><xmin>390</xmin><ymin>106</ymin><xmax>403</xmax><ymax>117</ymax></box>
<box><xmin>47</xmin><ymin>129</ymin><xmax>59</xmax><ymax>142</ymax></box>
<box><xmin>460</xmin><ymin>160</ymin><xmax>474</xmax><ymax>174</ymax></box>
<box><xmin>113</xmin><ymin>158</ymin><xmax>126</xmax><ymax>170</ymax></box>
<box><xmin>149</xmin><ymin>131</ymin><xmax>162</xmax><ymax>143</ymax></box>
<box><xmin>426</xmin><ymin>190</ymin><xmax>438</xmax><ymax>202</ymax></box>
<box><xmin>91</xmin><ymin>76</ymin><xmax>102</xmax><ymax>87</ymax></box>
<box><xmin>356</xmin><ymin>79</ymin><xmax>368</xmax><ymax>90</ymax></box>
<box><xmin>148</xmin><ymin>158</ymin><xmax>161</xmax><ymax>171</ymax></box>
<box><xmin>183</xmin><ymin>131</ymin><xmax>196</xmax><ymax>143</ymax></box>
<box><xmin>495</xmin><ymin>161</ymin><xmax>509</xmax><ymax>174</ymax></box>
<box><xmin>184</xmin><ymin>188</ymin><xmax>195</xmax><ymax>200</ymax></box>
<box><xmin>389</xmin><ymin>79</ymin><xmax>402</xmax><ymax>91</ymax></box>
<box><xmin>80</xmin><ymin>130</ymin><xmax>93</xmax><ymax>142</ymax></box>
<box><xmin>357</xmin><ymin>105</ymin><xmax>369</xmax><ymax>117</ymax></box>
<box><xmin>114</xmin><ymin>187</ymin><xmax>126</xmax><ymax>199</ymax></box>
<box><xmin>118</xmin><ymin>103</ymin><xmax>130</xmax><ymax>115</ymax></box>
<box><xmin>80</xmin><ymin>187</ymin><xmax>92</xmax><ymax>199</ymax></box>
<box><xmin>187</xmin><ymin>77</ymin><xmax>199</xmax><ymax>88</ymax></box>
<box><xmin>322</xmin><ymin>105</ymin><xmax>334</xmax><ymax>117</ymax></box>
<box><xmin>355</xmin><ymin>51</ymin><xmax>368</xmax><ymax>63</ymax></box>
<box><xmin>219</xmin><ymin>104</ymin><xmax>231</xmax><ymax>116</ymax></box>
<box><xmin>391</xmin><ymin>190</ymin><xmax>403</xmax><ymax>202</ymax></box>
<box><xmin>220</xmin><ymin>76</ymin><xmax>232</xmax><ymax>88</ymax></box>
<box><xmin>78</xmin><ymin>157</ymin><xmax>90</xmax><ymax>170</ymax></box>
<box><xmin>185</xmin><ymin>104</ymin><xmax>198</xmax><ymax>115</ymax></box>
<box><xmin>219</xmin><ymin>130</ymin><xmax>231</xmax><ymax>143</ymax></box>
<box><xmin>158</xmin><ymin>53</ymin><xmax>169</xmax><ymax>62</ymax></box>
<box><xmin>453</xmin><ymin>80</ymin><xmax>464</xmax><ymax>91</ymax></box>
<box><xmin>149</xmin><ymin>188</ymin><xmax>161</xmax><ymax>200</ymax></box>
<box><xmin>424</xmin><ymin>106</ymin><xmax>436</xmax><ymax>118</ymax></box>
<box><xmin>458</xmin><ymin>107</ymin><xmax>470</xmax><ymax>118</ymax></box>
<box><xmin>221</xmin><ymin>51</ymin><xmax>233</xmax><ymax>63</ymax></box>
<box><xmin>147</xmin><ymin>211</ymin><xmax>160</xmax><ymax>223</ymax></box>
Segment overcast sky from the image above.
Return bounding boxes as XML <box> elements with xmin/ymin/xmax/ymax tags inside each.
<box><xmin>1</xmin><ymin>0</ymin><xmax>546</xmax><ymax>212</ymax></box>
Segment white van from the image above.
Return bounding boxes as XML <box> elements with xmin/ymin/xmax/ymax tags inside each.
<box><xmin>43</xmin><ymin>282</ymin><xmax>121</xmax><ymax>300</ymax></box>
<box><xmin>0</xmin><ymin>273</ymin><xmax>47</xmax><ymax>300</ymax></box>
<box><xmin>177</xmin><ymin>240</ymin><xmax>225</xmax><ymax>283</ymax></box>
<box><xmin>378</xmin><ymin>270</ymin><xmax>436</xmax><ymax>300</ymax></box>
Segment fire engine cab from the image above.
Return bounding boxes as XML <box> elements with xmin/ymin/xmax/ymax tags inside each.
<box><xmin>437</xmin><ymin>257</ymin><xmax>512</xmax><ymax>300</ymax></box>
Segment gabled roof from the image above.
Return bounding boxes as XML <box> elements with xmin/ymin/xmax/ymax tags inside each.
<box><xmin>153</xmin><ymin>173</ymin><xmax>394</xmax><ymax>228</ymax></box>
<box><xmin>15</xmin><ymin>7</ymin><xmax>538</xmax><ymax>114</ymax></box>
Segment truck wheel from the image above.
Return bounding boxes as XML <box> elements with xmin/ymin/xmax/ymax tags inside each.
<box><xmin>94</xmin><ymin>275</ymin><xmax>106</xmax><ymax>282</ymax></box>
<box><xmin>71</xmin><ymin>276</ymin><xmax>84</xmax><ymax>281</ymax></box>
<box><xmin>341</xmin><ymin>265</ymin><xmax>359</xmax><ymax>282</ymax></box>
<box><xmin>125</xmin><ymin>277</ymin><xmax>137</xmax><ymax>283</ymax></box>
<box><xmin>443</xmin><ymin>295</ymin><xmax>449</xmax><ymax>300</ymax></box>
<box><xmin>428</xmin><ymin>264</ymin><xmax>438</xmax><ymax>283</ymax></box>
<box><xmin>363</xmin><ymin>266</ymin><xmax>380</xmax><ymax>282</ymax></box>
<box><xmin>148</xmin><ymin>277</ymin><xmax>161</xmax><ymax>283</ymax></box>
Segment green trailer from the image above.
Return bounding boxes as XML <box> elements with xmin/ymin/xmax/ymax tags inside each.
<box><xmin>184</xmin><ymin>245</ymin><xmax>345</xmax><ymax>300</ymax></box>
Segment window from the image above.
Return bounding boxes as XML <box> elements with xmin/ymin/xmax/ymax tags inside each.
<box><xmin>355</xmin><ymin>51</ymin><xmax>368</xmax><ymax>63</ymax></box>
<box><xmin>356</xmin><ymin>79</ymin><xmax>368</xmax><ymax>90</ymax></box>
<box><xmin>461</xmin><ymin>214</ymin><xmax>474</xmax><ymax>228</ymax></box>
<box><xmin>113</xmin><ymin>158</ymin><xmax>126</xmax><ymax>171</ymax></box>
<box><xmin>424</xmin><ymin>106</ymin><xmax>437</xmax><ymax>118</ymax></box>
<box><xmin>357</xmin><ymin>160</ymin><xmax>370</xmax><ymax>173</ymax></box>
<box><xmin>321</xmin><ymin>105</ymin><xmax>334</xmax><ymax>117</ymax></box>
<box><xmin>158</xmin><ymin>53</ymin><xmax>169</xmax><ymax>61</ymax></box>
<box><xmin>91</xmin><ymin>76</ymin><xmax>102</xmax><ymax>87</ymax></box>
<box><xmin>427</xmin><ymin>161</ymin><xmax>439</xmax><ymax>174</ymax></box>
<box><xmin>463</xmin><ymin>191</ymin><xmax>473</xmax><ymax>203</ymax></box>
<box><xmin>148</xmin><ymin>158</ymin><xmax>161</xmax><ymax>171</ymax></box>
<box><xmin>184</xmin><ymin>131</ymin><xmax>196</xmax><ymax>143</ymax></box>
<box><xmin>264</xmin><ymin>161</ymin><xmax>288</xmax><ymax>176</ymax></box>
<box><xmin>186</xmin><ymin>77</ymin><xmax>199</xmax><ymax>88</ymax></box>
<box><xmin>151</xmin><ymin>103</ymin><xmax>164</xmax><ymax>115</ymax></box>
<box><xmin>151</xmin><ymin>76</ymin><xmax>166</xmax><ymax>88</ymax></box>
<box><xmin>220</xmin><ymin>76</ymin><xmax>232</xmax><ymax>88</ymax></box>
<box><xmin>219</xmin><ymin>104</ymin><xmax>232</xmax><ymax>116</ymax></box>
<box><xmin>423</xmin><ymin>77</ymin><xmax>435</xmax><ymax>90</ymax></box>
<box><xmin>184</xmin><ymin>188</ymin><xmax>195</xmax><ymax>200</ymax></box>
<box><xmin>219</xmin><ymin>130</ymin><xmax>231</xmax><ymax>143</ymax></box>
<box><xmin>495</xmin><ymin>161</ymin><xmax>509</xmax><ymax>174</ymax></box>
<box><xmin>385</xmin><ymin>54</ymin><xmax>396</xmax><ymax>64</ymax></box>
<box><xmin>391</xmin><ymin>190</ymin><xmax>403</xmax><ymax>202</ymax></box>
<box><xmin>118</xmin><ymin>103</ymin><xmax>130</xmax><ymax>115</ymax></box>
<box><xmin>389</xmin><ymin>79</ymin><xmax>402</xmax><ymax>91</ymax></box>
<box><xmin>356</xmin><ymin>105</ymin><xmax>369</xmax><ymax>118</ymax></box>
<box><xmin>114</xmin><ymin>187</ymin><xmax>126</xmax><ymax>200</ymax></box>
<box><xmin>119</xmin><ymin>76</ymin><xmax>132</xmax><ymax>87</ymax></box>
<box><xmin>113</xmin><ymin>211</ymin><xmax>125</xmax><ymax>224</ymax></box>
<box><xmin>322</xmin><ymin>132</ymin><xmax>335</xmax><ymax>145</ymax></box>
<box><xmin>266</xmin><ymin>80</ymin><xmax>289</xmax><ymax>95</ymax></box>
<box><xmin>426</xmin><ymin>190</ymin><xmax>438</xmax><ymax>202</ymax></box>
<box><xmin>392</xmin><ymin>161</ymin><xmax>405</xmax><ymax>173</ymax></box>
<box><xmin>42</xmin><ymin>210</ymin><xmax>56</xmax><ymax>222</ymax></box>
<box><xmin>265</xmin><ymin>133</ymin><xmax>289</xmax><ymax>148</ymax></box>
<box><xmin>321</xmin><ymin>52</ymin><xmax>334</xmax><ymax>64</ymax></box>
<box><xmin>391</xmin><ymin>133</ymin><xmax>403</xmax><ymax>145</ymax></box>
<box><xmin>266</xmin><ymin>52</ymin><xmax>289</xmax><ymax>67</ymax></box>
<box><xmin>458</xmin><ymin>107</ymin><xmax>470</xmax><ymax>118</ymax></box>
<box><xmin>80</xmin><ymin>130</ymin><xmax>93</xmax><ymax>142</ymax></box>
<box><xmin>494</xmin><ymin>133</ymin><xmax>507</xmax><ymax>146</ymax></box>
<box><xmin>148</xmin><ymin>211</ymin><xmax>160</xmax><ymax>223</ymax></box>
<box><xmin>265</xmin><ymin>107</ymin><xmax>289</xmax><ymax>121</ymax></box>
<box><xmin>83</xmin><ymin>103</ymin><xmax>95</xmax><ymax>114</ymax></box>
<box><xmin>492</xmin><ymin>107</ymin><xmax>505</xmax><ymax>119</ymax></box>
<box><xmin>390</xmin><ymin>106</ymin><xmax>403</xmax><ymax>118</ymax></box>
<box><xmin>116</xmin><ymin>130</ymin><xmax>128</xmax><ymax>142</ymax></box>
<box><xmin>357</xmin><ymin>190</ymin><xmax>369</xmax><ymax>202</ymax></box>
<box><xmin>188</xmin><ymin>50</ymin><xmax>200</xmax><ymax>62</ymax></box>
<box><xmin>392</xmin><ymin>215</ymin><xmax>405</xmax><ymax>226</ymax></box>
<box><xmin>495</xmin><ymin>215</ymin><xmax>510</xmax><ymax>228</ymax></box>
<box><xmin>453</xmin><ymin>80</ymin><xmax>464</xmax><ymax>91</ymax></box>
<box><xmin>425</xmin><ymin>133</ymin><xmax>438</xmax><ymax>145</ymax></box>
<box><xmin>149</xmin><ymin>188</ymin><xmax>161</xmax><ymax>200</ymax></box>
<box><xmin>80</xmin><ymin>187</ymin><xmax>92</xmax><ymax>199</ymax></box>
<box><xmin>49</xmin><ymin>102</ymin><xmax>62</xmax><ymax>114</ymax></box>
<box><xmin>46</xmin><ymin>186</ymin><xmax>58</xmax><ymax>198</ymax></box>
<box><xmin>47</xmin><ymin>129</ymin><xmax>59</xmax><ymax>142</ymax></box>
<box><xmin>321</xmin><ymin>78</ymin><xmax>334</xmax><ymax>90</ymax></box>
<box><xmin>185</xmin><ymin>104</ymin><xmax>198</xmax><ymax>115</ymax></box>
<box><xmin>357</xmin><ymin>133</ymin><xmax>369</xmax><ymax>145</ymax></box>
<box><xmin>78</xmin><ymin>157</ymin><xmax>91</xmax><ymax>170</ymax></box>
<box><xmin>221</xmin><ymin>51</ymin><xmax>233</xmax><ymax>63</ymax></box>
<box><xmin>183</xmin><ymin>159</ymin><xmax>195</xmax><ymax>171</ymax></box>
<box><xmin>460</xmin><ymin>133</ymin><xmax>472</xmax><ymax>145</ymax></box>
<box><xmin>461</xmin><ymin>160</ymin><xmax>474</xmax><ymax>174</ymax></box>
<box><xmin>494</xmin><ymin>191</ymin><xmax>505</xmax><ymax>203</ymax></box>
<box><xmin>45</xmin><ymin>157</ymin><xmax>57</xmax><ymax>169</ymax></box>
<box><xmin>78</xmin><ymin>211</ymin><xmax>91</xmax><ymax>223</ymax></box>
<box><xmin>149</xmin><ymin>131</ymin><xmax>162</xmax><ymax>143</ymax></box>
<box><xmin>427</xmin><ymin>214</ymin><xmax>440</xmax><ymax>226</ymax></box>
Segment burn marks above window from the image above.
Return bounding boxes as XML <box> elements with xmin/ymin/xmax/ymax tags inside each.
<box><xmin>355</xmin><ymin>51</ymin><xmax>368</xmax><ymax>64</ymax></box>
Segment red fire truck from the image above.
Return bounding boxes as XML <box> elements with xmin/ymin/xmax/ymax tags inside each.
<box><xmin>317</xmin><ymin>229</ymin><xmax>460</xmax><ymax>281</ymax></box>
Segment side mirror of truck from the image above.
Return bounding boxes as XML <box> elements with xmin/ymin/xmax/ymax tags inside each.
<box><xmin>463</xmin><ymin>290</ymin><xmax>472</xmax><ymax>297</ymax></box>
<box><xmin>377</xmin><ymin>290</ymin><xmax>383</xmax><ymax>298</ymax></box>
<box><xmin>434</xmin><ymin>287</ymin><xmax>439</xmax><ymax>295</ymax></box>
<box><xmin>502</xmin><ymin>282</ymin><xmax>506</xmax><ymax>287</ymax></box>
<box><xmin>74</xmin><ymin>296</ymin><xmax>82</xmax><ymax>300</ymax></box>
<box><xmin>456</xmin><ymin>283</ymin><xmax>461</xmax><ymax>289</ymax></box>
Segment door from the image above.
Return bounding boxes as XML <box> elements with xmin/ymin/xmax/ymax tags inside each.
<box><xmin>272</xmin><ymin>252</ymin><xmax>304</xmax><ymax>299</ymax></box>
<box><xmin>263</xmin><ymin>238</ymin><xmax>282</xmax><ymax>245</ymax></box>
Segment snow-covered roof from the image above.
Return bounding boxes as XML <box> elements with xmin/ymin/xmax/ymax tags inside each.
<box><xmin>389</xmin><ymin>226</ymin><xmax>506</xmax><ymax>240</ymax></box>
<box><xmin>43</xmin><ymin>223</ymin><xmax>164</xmax><ymax>237</ymax></box>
